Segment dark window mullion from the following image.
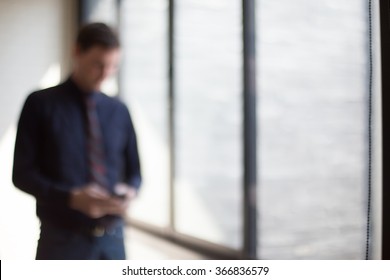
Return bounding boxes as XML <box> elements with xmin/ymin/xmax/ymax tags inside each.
<box><xmin>380</xmin><ymin>0</ymin><xmax>390</xmax><ymax>260</ymax></box>
<box><xmin>242</xmin><ymin>0</ymin><xmax>258</xmax><ymax>259</ymax></box>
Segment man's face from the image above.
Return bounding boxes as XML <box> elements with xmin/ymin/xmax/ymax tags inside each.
<box><xmin>73</xmin><ymin>45</ymin><xmax>120</xmax><ymax>92</ymax></box>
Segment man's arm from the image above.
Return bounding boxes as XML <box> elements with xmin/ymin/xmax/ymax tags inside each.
<box><xmin>12</xmin><ymin>93</ymin><xmax>69</xmax><ymax>206</ymax></box>
<box><xmin>121</xmin><ymin>105</ymin><xmax>142</xmax><ymax>193</ymax></box>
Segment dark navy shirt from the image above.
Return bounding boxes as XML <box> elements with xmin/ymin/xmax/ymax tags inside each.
<box><xmin>12</xmin><ymin>77</ymin><xmax>141</xmax><ymax>228</ymax></box>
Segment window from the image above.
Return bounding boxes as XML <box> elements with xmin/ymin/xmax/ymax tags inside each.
<box><xmin>257</xmin><ymin>0</ymin><xmax>367</xmax><ymax>259</ymax></box>
<box><xmin>121</xmin><ymin>0</ymin><xmax>170</xmax><ymax>227</ymax></box>
<box><xmin>175</xmin><ymin>0</ymin><xmax>242</xmax><ymax>248</ymax></box>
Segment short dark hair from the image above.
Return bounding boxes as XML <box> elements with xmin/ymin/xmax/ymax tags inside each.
<box><xmin>76</xmin><ymin>22</ymin><xmax>120</xmax><ymax>52</ymax></box>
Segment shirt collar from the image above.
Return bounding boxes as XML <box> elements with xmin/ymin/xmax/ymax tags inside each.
<box><xmin>64</xmin><ymin>76</ymin><xmax>99</xmax><ymax>102</ymax></box>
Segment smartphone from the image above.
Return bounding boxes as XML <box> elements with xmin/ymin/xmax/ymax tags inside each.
<box><xmin>112</xmin><ymin>193</ymin><xmax>126</xmax><ymax>200</ymax></box>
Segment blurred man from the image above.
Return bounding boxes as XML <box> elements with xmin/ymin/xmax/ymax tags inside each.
<box><xmin>12</xmin><ymin>23</ymin><xmax>141</xmax><ymax>260</ymax></box>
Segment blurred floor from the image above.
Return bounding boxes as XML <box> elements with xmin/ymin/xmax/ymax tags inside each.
<box><xmin>125</xmin><ymin>227</ymin><xmax>207</xmax><ymax>260</ymax></box>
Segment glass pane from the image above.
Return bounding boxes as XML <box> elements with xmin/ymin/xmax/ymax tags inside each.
<box><xmin>257</xmin><ymin>0</ymin><xmax>367</xmax><ymax>259</ymax></box>
<box><xmin>121</xmin><ymin>0</ymin><xmax>169</xmax><ymax>227</ymax></box>
<box><xmin>86</xmin><ymin>0</ymin><xmax>118</xmax><ymax>26</ymax></box>
<box><xmin>175</xmin><ymin>0</ymin><xmax>242</xmax><ymax>249</ymax></box>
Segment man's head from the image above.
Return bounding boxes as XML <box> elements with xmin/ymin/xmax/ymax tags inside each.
<box><xmin>72</xmin><ymin>22</ymin><xmax>120</xmax><ymax>93</ymax></box>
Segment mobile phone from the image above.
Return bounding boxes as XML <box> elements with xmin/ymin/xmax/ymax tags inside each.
<box><xmin>112</xmin><ymin>193</ymin><xmax>126</xmax><ymax>200</ymax></box>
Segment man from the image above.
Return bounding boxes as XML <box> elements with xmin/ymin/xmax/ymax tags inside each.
<box><xmin>12</xmin><ymin>23</ymin><xmax>141</xmax><ymax>260</ymax></box>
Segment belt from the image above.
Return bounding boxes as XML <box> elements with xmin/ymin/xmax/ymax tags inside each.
<box><xmin>41</xmin><ymin>221</ymin><xmax>120</xmax><ymax>238</ymax></box>
<box><xmin>88</xmin><ymin>225</ymin><xmax>117</xmax><ymax>237</ymax></box>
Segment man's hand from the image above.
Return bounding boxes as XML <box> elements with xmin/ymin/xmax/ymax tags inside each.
<box><xmin>111</xmin><ymin>183</ymin><xmax>138</xmax><ymax>211</ymax></box>
<box><xmin>69</xmin><ymin>183</ymin><xmax>130</xmax><ymax>218</ymax></box>
<box><xmin>114</xmin><ymin>183</ymin><xmax>137</xmax><ymax>200</ymax></box>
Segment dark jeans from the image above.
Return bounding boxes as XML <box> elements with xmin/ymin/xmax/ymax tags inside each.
<box><xmin>36</xmin><ymin>221</ymin><xmax>126</xmax><ymax>260</ymax></box>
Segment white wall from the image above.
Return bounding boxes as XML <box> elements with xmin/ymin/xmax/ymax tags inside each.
<box><xmin>0</xmin><ymin>0</ymin><xmax>76</xmax><ymax>259</ymax></box>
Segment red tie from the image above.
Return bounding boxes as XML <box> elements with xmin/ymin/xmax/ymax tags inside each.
<box><xmin>84</xmin><ymin>95</ymin><xmax>109</xmax><ymax>190</ymax></box>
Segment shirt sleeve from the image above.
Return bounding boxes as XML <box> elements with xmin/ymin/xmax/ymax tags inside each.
<box><xmin>123</xmin><ymin>105</ymin><xmax>142</xmax><ymax>191</ymax></box>
<box><xmin>12</xmin><ymin>93</ymin><xmax>70</xmax><ymax>206</ymax></box>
